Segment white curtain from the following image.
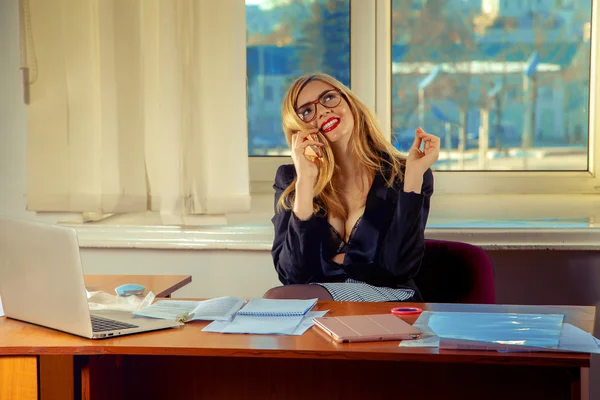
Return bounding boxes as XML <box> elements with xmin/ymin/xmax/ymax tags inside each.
<box><xmin>23</xmin><ymin>0</ymin><xmax>250</xmax><ymax>222</ymax></box>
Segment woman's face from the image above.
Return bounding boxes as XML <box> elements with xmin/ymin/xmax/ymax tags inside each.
<box><xmin>295</xmin><ymin>80</ymin><xmax>354</xmax><ymax>145</ymax></box>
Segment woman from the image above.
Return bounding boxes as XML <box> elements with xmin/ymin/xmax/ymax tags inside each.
<box><xmin>264</xmin><ymin>73</ymin><xmax>439</xmax><ymax>302</ymax></box>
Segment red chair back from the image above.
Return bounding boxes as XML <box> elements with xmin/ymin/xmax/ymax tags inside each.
<box><xmin>415</xmin><ymin>239</ymin><xmax>496</xmax><ymax>304</ymax></box>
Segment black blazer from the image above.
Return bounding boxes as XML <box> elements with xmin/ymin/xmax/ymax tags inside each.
<box><xmin>270</xmin><ymin>160</ymin><xmax>434</xmax><ymax>294</ymax></box>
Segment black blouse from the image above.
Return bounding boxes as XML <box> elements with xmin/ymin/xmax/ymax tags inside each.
<box><xmin>270</xmin><ymin>160</ymin><xmax>434</xmax><ymax>293</ymax></box>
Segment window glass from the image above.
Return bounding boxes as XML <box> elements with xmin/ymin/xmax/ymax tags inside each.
<box><xmin>246</xmin><ymin>0</ymin><xmax>351</xmax><ymax>156</ymax></box>
<box><xmin>391</xmin><ymin>0</ymin><xmax>592</xmax><ymax>170</ymax></box>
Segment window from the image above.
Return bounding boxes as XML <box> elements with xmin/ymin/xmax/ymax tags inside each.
<box><xmin>251</xmin><ymin>0</ymin><xmax>599</xmax><ymax>195</ymax></box>
<box><xmin>246</xmin><ymin>0</ymin><xmax>351</xmax><ymax>156</ymax></box>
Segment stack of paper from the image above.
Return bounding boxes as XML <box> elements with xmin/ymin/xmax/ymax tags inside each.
<box><xmin>203</xmin><ymin>298</ymin><xmax>327</xmax><ymax>335</ymax></box>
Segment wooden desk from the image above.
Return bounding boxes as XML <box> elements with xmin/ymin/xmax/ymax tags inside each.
<box><xmin>0</xmin><ymin>302</ymin><xmax>594</xmax><ymax>400</ymax></box>
<box><xmin>83</xmin><ymin>275</ymin><xmax>192</xmax><ymax>298</ymax></box>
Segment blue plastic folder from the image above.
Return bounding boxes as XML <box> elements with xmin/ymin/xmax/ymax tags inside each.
<box><xmin>423</xmin><ymin>311</ymin><xmax>565</xmax><ymax>351</ymax></box>
<box><xmin>205</xmin><ymin>298</ymin><xmax>318</xmax><ymax>335</ymax></box>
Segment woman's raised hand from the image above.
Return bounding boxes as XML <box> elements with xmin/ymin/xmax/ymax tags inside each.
<box><xmin>290</xmin><ymin>129</ymin><xmax>324</xmax><ymax>182</ymax></box>
<box><xmin>406</xmin><ymin>127</ymin><xmax>440</xmax><ymax>174</ymax></box>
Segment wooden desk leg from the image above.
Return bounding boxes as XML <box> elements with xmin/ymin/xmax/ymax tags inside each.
<box><xmin>79</xmin><ymin>355</ymin><xmax>124</xmax><ymax>400</ymax></box>
<box><xmin>39</xmin><ymin>355</ymin><xmax>75</xmax><ymax>400</ymax></box>
<box><xmin>567</xmin><ymin>367</ymin><xmax>584</xmax><ymax>400</ymax></box>
<box><xmin>573</xmin><ymin>367</ymin><xmax>589</xmax><ymax>400</ymax></box>
<box><xmin>80</xmin><ymin>357</ymin><xmax>91</xmax><ymax>400</ymax></box>
<box><xmin>0</xmin><ymin>356</ymin><xmax>37</xmax><ymax>400</ymax></box>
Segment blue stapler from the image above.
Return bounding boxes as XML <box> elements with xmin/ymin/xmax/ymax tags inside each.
<box><xmin>115</xmin><ymin>283</ymin><xmax>146</xmax><ymax>296</ymax></box>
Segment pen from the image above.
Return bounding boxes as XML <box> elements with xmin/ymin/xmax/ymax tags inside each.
<box><xmin>177</xmin><ymin>312</ymin><xmax>195</xmax><ymax>323</ymax></box>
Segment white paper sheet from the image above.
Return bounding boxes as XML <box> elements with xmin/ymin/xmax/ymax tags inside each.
<box><xmin>558</xmin><ymin>323</ymin><xmax>600</xmax><ymax>353</ymax></box>
<box><xmin>202</xmin><ymin>310</ymin><xmax>329</xmax><ymax>336</ymax></box>
<box><xmin>134</xmin><ymin>296</ymin><xmax>245</xmax><ymax>321</ymax></box>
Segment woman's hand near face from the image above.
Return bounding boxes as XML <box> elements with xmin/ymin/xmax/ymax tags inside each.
<box><xmin>291</xmin><ymin>129</ymin><xmax>324</xmax><ymax>183</ymax></box>
<box><xmin>404</xmin><ymin>127</ymin><xmax>440</xmax><ymax>193</ymax></box>
<box><xmin>290</xmin><ymin>129</ymin><xmax>324</xmax><ymax>220</ymax></box>
<box><xmin>406</xmin><ymin>127</ymin><xmax>440</xmax><ymax>175</ymax></box>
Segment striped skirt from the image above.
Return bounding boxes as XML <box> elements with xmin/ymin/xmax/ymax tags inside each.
<box><xmin>311</xmin><ymin>279</ymin><xmax>415</xmax><ymax>302</ymax></box>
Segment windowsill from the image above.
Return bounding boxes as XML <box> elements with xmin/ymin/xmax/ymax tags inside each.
<box><xmin>62</xmin><ymin>193</ymin><xmax>600</xmax><ymax>251</ymax></box>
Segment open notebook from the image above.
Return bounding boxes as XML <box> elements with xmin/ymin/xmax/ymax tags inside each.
<box><xmin>204</xmin><ymin>298</ymin><xmax>319</xmax><ymax>335</ymax></box>
<box><xmin>133</xmin><ymin>296</ymin><xmax>246</xmax><ymax>322</ymax></box>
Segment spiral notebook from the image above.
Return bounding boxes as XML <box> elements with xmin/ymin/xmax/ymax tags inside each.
<box><xmin>237</xmin><ymin>298</ymin><xmax>317</xmax><ymax>316</ymax></box>
<box><xmin>218</xmin><ymin>298</ymin><xmax>318</xmax><ymax>335</ymax></box>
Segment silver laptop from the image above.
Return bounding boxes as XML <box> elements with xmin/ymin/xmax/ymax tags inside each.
<box><xmin>0</xmin><ymin>216</ymin><xmax>182</xmax><ymax>339</ymax></box>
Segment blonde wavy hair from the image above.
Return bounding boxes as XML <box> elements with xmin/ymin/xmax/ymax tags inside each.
<box><xmin>277</xmin><ymin>73</ymin><xmax>406</xmax><ymax>219</ymax></box>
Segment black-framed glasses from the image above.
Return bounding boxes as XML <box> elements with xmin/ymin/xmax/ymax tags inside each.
<box><xmin>296</xmin><ymin>89</ymin><xmax>343</xmax><ymax>122</ymax></box>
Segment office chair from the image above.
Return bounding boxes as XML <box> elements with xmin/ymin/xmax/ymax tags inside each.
<box><xmin>415</xmin><ymin>239</ymin><xmax>496</xmax><ymax>304</ymax></box>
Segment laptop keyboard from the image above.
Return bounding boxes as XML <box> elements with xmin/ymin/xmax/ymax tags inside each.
<box><xmin>91</xmin><ymin>314</ymin><xmax>139</xmax><ymax>332</ymax></box>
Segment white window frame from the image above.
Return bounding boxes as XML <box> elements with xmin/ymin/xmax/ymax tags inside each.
<box><xmin>249</xmin><ymin>0</ymin><xmax>600</xmax><ymax>195</ymax></box>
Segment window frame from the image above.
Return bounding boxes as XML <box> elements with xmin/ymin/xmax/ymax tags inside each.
<box><xmin>249</xmin><ymin>0</ymin><xmax>600</xmax><ymax>195</ymax></box>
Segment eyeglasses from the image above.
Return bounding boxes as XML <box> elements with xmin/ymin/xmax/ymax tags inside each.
<box><xmin>296</xmin><ymin>89</ymin><xmax>342</xmax><ymax>123</ymax></box>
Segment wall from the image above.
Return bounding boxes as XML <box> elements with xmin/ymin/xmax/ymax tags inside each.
<box><xmin>80</xmin><ymin>248</ymin><xmax>280</xmax><ymax>299</ymax></box>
